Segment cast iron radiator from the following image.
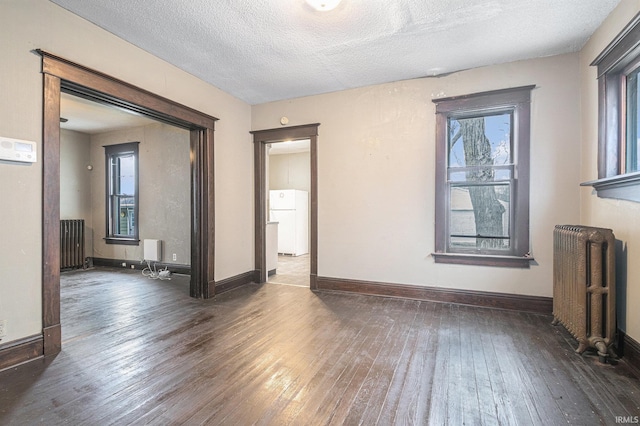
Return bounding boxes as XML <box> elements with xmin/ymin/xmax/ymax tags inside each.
<box><xmin>60</xmin><ymin>219</ymin><xmax>85</xmax><ymax>270</ymax></box>
<box><xmin>552</xmin><ymin>225</ymin><xmax>616</xmax><ymax>361</ymax></box>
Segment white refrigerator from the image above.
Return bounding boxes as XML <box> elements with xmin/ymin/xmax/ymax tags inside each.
<box><xmin>269</xmin><ymin>189</ymin><xmax>309</xmax><ymax>256</ymax></box>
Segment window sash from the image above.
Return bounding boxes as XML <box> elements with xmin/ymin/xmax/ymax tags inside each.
<box><xmin>446</xmin><ymin>180</ymin><xmax>514</xmax><ymax>254</ymax></box>
<box><xmin>445</xmin><ymin>111</ymin><xmax>516</xmax><ymax>255</ymax></box>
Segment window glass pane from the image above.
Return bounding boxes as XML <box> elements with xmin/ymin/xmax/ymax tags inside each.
<box><xmin>627</xmin><ymin>68</ymin><xmax>640</xmax><ymax>173</ymax></box>
<box><xmin>117</xmin><ymin>154</ymin><xmax>136</xmax><ymax>195</ymax></box>
<box><xmin>116</xmin><ymin>196</ymin><xmax>136</xmax><ymax>236</ymax></box>
<box><xmin>448</xmin><ymin>113</ymin><xmax>512</xmax><ymax>169</ymax></box>
<box><xmin>449</xmin><ymin>184</ymin><xmax>510</xmax><ymax>250</ymax></box>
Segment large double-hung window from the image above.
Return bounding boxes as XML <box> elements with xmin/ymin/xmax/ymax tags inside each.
<box><xmin>104</xmin><ymin>142</ymin><xmax>139</xmax><ymax>245</ymax></box>
<box><xmin>433</xmin><ymin>86</ymin><xmax>534</xmax><ymax>267</ymax></box>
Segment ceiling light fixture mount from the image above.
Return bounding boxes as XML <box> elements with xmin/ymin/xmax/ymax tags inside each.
<box><xmin>305</xmin><ymin>0</ymin><xmax>342</xmax><ymax>12</ymax></box>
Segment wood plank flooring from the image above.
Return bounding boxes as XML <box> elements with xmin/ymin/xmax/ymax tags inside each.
<box><xmin>1</xmin><ymin>267</ymin><xmax>640</xmax><ymax>425</ymax></box>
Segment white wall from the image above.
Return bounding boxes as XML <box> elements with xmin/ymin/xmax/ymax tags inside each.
<box><xmin>0</xmin><ymin>0</ymin><xmax>253</xmax><ymax>345</ymax></box>
<box><xmin>580</xmin><ymin>1</ymin><xmax>640</xmax><ymax>343</ymax></box>
<box><xmin>253</xmin><ymin>53</ymin><xmax>582</xmax><ymax>297</ymax></box>
<box><xmin>269</xmin><ymin>152</ymin><xmax>311</xmax><ymax>193</ymax></box>
<box><xmin>89</xmin><ymin>123</ymin><xmax>191</xmax><ymax>265</ymax></box>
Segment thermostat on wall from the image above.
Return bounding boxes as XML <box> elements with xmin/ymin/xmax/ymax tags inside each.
<box><xmin>0</xmin><ymin>136</ymin><xmax>37</xmax><ymax>163</ymax></box>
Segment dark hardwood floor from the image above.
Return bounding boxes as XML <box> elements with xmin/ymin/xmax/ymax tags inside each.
<box><xmin>1</xmin><ymin>268</ymin><xmax>639</xmax><ymax>425</ymax></box>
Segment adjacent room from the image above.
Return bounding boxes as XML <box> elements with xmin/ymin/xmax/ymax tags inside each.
<box><xmin>1</xmin><ymin>0</ymin><xmax>640</xmax><ymax>424</ymax></box>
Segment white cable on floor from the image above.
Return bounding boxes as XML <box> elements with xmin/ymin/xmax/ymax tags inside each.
<box><xmin>142</xmin><ymin>260</ymin><xmax>171</xmax><ymax>280</ymax></box>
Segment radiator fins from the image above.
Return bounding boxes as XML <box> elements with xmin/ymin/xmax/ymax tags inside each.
<box><xmin>552</xmin><ymin>225</ymin><xmax>616</xmax><ymax>362</ymax></box>
<box><xmin>60</xmin><ymin>219</ymin><xmax>85</xmax><ymax>271</ymax></box>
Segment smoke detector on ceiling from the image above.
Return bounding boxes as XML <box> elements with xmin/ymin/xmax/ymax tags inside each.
<box><xmin>305</xmin><ymin>0</ymin><xmax>342</xmax><ymax>11</ymax></box>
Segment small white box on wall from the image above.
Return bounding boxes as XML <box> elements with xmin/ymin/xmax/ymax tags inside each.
<box><xmin>144</xmin><ymin>239</ymin><xmax>162</xmax><ymax>262</ymax></box>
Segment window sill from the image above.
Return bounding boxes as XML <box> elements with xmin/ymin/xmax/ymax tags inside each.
<box><xmin>432</xmin><ymin>252</ymin><xmax>534</xmax><ymax>268</ymax></box>
<box><xmin>104</xmin><ymin>237</ymin><xmax>139</xmax><ymax>246</ymax></box>
<box><xmin>581</xmin><ymin>172</ymin><xmax>640</xmax><ymax>203</ymax></box>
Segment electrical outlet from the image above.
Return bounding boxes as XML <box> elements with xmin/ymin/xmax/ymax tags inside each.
<box><xmin>172</xmin><ymin>253</ymin><xmax>177</xmax><ymax>262</ymax></box>
<box><xmin>0</xmin><ymin>320</ymin><xmax>6</xmax><ymax>339</ymax></box>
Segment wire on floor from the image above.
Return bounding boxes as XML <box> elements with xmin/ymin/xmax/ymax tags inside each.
<box><xmin>142</xmin><ymin>260</ymin><xmax>171</xmax><ymax>280</ymax></box>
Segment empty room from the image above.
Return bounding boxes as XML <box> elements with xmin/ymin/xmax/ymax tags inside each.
<box><xmin>1</xmin><ymin>0</ymin><xmax>640</xmax><ymax>424</ymax></box>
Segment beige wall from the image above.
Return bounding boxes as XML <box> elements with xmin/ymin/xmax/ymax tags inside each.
<box><xmin>253</xmin><ymin>53</ymin><xmax>583</xmax><ymax>297</ymax></box>
<box><xmin>60</xmin><ymin>129</ymin><xmax>93</xmax><ymax>255</ymax></box>
<box><xmin>89</xmin><ymin>123</ymin><xmax>191</xmax><ymax>265</ymax></box>
<box><xmin>0</xmin><ymin>0</ymin><xmax>253</xmax><ymax>344</ymax></box>
<box><xmin>580</xmin><ymin>1</ymin><xmax>640</xmax><ymax>343</ymax></box>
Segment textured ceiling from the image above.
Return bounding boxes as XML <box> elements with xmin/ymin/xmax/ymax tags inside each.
<box><xmin>50</xmin><ymin>0</ymin><xmax>620</xmax><ymax>105</ymax></box>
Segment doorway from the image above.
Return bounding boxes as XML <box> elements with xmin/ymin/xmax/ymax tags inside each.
<box><xmin>251</xmin><ymin>124</ymin><xmax>319</xmax><ymax>288</ymax></box>
<box><xmin>59</xmin><ymin>92</ymin><xmax>191</xmax><ymax>275</ymax></box>
<box><xmin>266</xmin><ymin>140</ymin><xmax>311</xmax><ymax>287</ymax></box>
<box><xmin>41</xmin><ymin>51</ymin><xmax>217</xmax><ymax>356</ymax></box>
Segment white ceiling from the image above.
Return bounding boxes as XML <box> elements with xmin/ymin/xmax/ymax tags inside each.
<box><xmin>60</xmin><ymin>93</ymin><xmax>158</xmax><ymax>134</ymax></box>
<box><xmin>49</xmin><ymin>0</ymin><xmax>621</xmax><ymax>106</ymax></box>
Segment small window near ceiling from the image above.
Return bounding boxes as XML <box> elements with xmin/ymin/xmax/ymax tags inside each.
<box><xmin>585</xmin><ymin>12</ymin><xmax>640</xmax><ymax>202</ymax></box>
<box><xmin>104</xmin><ymin>142</ymin><xmax>139</xmax><ymax>245</ymax></box>
<box><xmin>433</xmin><ymin>86</ymin><xmax>534</xmax><ymax>268</ymax></box>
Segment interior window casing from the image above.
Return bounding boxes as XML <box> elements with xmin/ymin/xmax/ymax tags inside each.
<box><xmin>432</xmin><ymin>86</ymin><xmax>535</xmax><ymax>268</ymax></box>
<box><xmin>584</xmin><ymin>12</ymin><xmax>640</xmax><ymax>203</ymax></box>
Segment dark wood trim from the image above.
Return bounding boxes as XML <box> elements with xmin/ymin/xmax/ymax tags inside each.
<box><xmin>43</xmin><ymin>325</ymin><xmax>61</xmax><ymax>356</ymax></box>
<box><xmin>0</xmin><ymin>335</ymin><xmax>44</xmax><ymax>372</ymax></box>
<box><xmin>42</xmin><ymin>72</ymin><xmax>61</xmax><ymax>356</ymax></box>
<box><xmin>91</xmin><ymin>258</ymin><xmax>192</xmax><ymax>275</ymax></box>
<box><xmin>434</xmin><ymin>110</ymin><xmax>447</xmax><ymax>255</ymax></box>
<box><xmin>38</xmin><ymin>50</ymin><xmax>216</xmax><ymax>130</ymax></box>
<box><xmin>309</xmin><ymin>134</ymin><xmax>318</xmax><ymax>281</ymax></box>
<box><xmin>38</xmin><ymin>51</ymin><xmax>217</xmax><ymax>361</ymax></box>
<box><xmin>250</xmin><ymin>123</ymin><xmax>320</xmax><ymax>142</ymax></box>
<box><xmin>252</xmin><ymin>124</ymin><xmax>319</xmax><ymax>285</ymax></box>
<box><xmin>104</xmin><ymin>238</ymin><xmax>140</xmax><ymax>246</ymax></box>
<box><xmin>619</xmin><ymin>331</ymin><xmax>640</xmax><ymax>373</ymax></box>
<box><xmin>432</xmin><ymin>86</ymin><xmax>534</xmax><ymax>260</ymax></box>
<box><xmin>433</xmin><ymin>85</ymin><xmax>536</xmax><ymax>112</ymax></box>
<box><xmin>190</xmin><ymin>127</ymin><xmax>216</xmax><ymax>298</ymax></box>
<box><xmin>315</xmin><ymin>276</ymin><xmax>553</xmax><ymax>314</ymax></box>
<box><xmin>432</xmin><ymin>253</ymin><xmax>534</xmax><ymax>268</ymax></box>
<box><xmin>214</xmin><ymin>271</ymin><xmax>257</xmax><ymax>294</ymax></box>
<box><xmin>254</xmin><ymin>140</ymin><xmax>267</xmax><ymax>283</ymax></box>
<box><xmin>205</xmin><ymin>127</ymin><xmax>215</xmax><ymax>297</ymax></box>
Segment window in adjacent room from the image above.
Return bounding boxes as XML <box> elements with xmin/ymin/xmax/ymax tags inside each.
<box><xmin>104</xmin><ymin>142</ymin><xmax>139</xmax><ymax>245</ymax></box>
<box><xmin>585</xmin><ymin>12</ymin><xmax>640</xmax><ymax>202</ymax></box>
<box><xmin>432</xmin><ymin>86</ymin><xmax>534</xmax><ymax>268</ymax></box>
